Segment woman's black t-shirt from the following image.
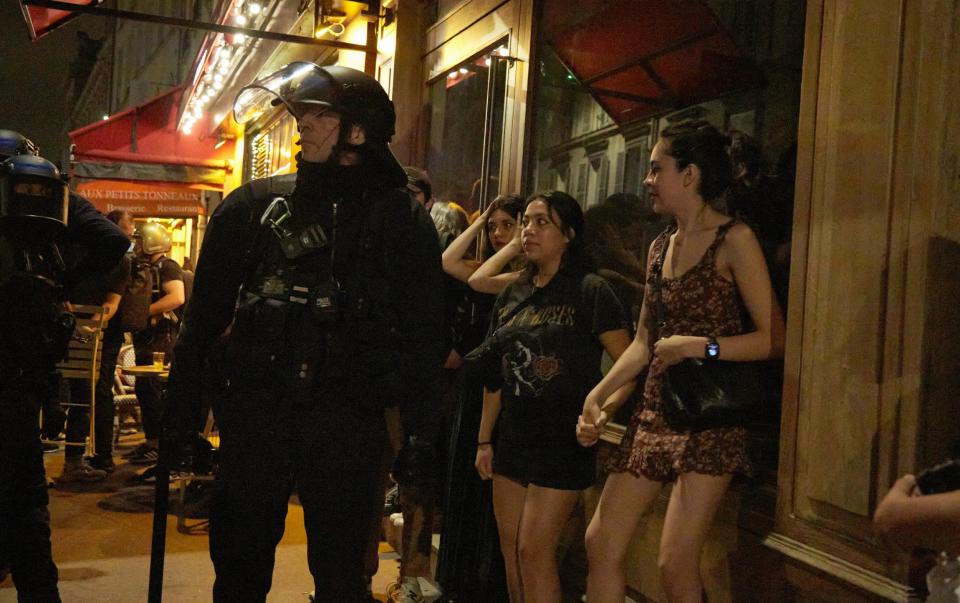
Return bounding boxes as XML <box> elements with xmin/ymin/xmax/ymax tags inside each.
<box><xmin>486</xmin><ymin>268</ymin><xmax>628</xmax><ymax>490</ymax></box>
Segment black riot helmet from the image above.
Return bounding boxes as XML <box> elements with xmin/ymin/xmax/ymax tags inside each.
<box><xmin>0</xmin><ymin>155</ymin><xmax>69</xmax><ymax>241</ymax></box>
<box><xmin>233</xmin><ymin>63</ymin><xmax>396</xmax><ymax>143</ymax></box>
<box><xmin>0</xmin><ymin>129</ymin><xmax>41</xmax><ymax>161</ymax></box>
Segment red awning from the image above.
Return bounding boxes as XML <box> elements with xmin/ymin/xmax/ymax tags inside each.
<box><xmin>69</xmin><ymin>86</ymin><xmax>234</xmax><ymax>187</ymax></box>
<box><xmin>541</xmin><ymin>0</ymin><xmax>763</xmax><ymax>125</ymax></box>
<box><xmin>18</xmin><ymin>0</ymin><xmax>92</xmax><ymax>41</ymax></box>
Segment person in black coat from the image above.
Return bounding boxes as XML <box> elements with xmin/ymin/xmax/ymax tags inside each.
<box><xmin>161</xmin><ymin>64</ymin><xmax>445</xmax><ymax>602</ymax></box>
<box><xmin>0</xmin><ymin>134</ymin><xmax>129</xmax><ymax>602</ymax></box>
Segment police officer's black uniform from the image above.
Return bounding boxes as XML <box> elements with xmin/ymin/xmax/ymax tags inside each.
<box><xmin>0</xmin><ymin>142</ymin><xmax>129</xmax><ymax>602</ymax></box>
<box><xmin>162</xmin><ymin>65</ymin><xmax>445</xmax><ymax>602</ymax></box>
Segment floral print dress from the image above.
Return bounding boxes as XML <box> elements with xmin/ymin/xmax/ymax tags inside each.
<box><xmin>606</xmin><ymin>221</ymin><xmax>754</xmax><ymax>481</ymax></box>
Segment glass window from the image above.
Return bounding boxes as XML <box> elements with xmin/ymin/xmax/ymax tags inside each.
<box><xmin>528</xmin><ymin>0</ymin><xmax>806</xmax><ymax>478</ymax></box>
<box><xmin>425</xmin><ymin>41</ymin><xmax>509</xmax><ymax>214</ymax></box>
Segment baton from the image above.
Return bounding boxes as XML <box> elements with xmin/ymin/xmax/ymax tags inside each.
<box><xmin>148</xmin><ymin>461</ymin><xmax>170</xmax><ymax>603</ymax></box>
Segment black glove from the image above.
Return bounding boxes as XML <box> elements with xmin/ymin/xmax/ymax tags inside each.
<box><xmin>392</xmin><ymin>436</ymin><xmax>437</xmax><ymax>487</ymax></box>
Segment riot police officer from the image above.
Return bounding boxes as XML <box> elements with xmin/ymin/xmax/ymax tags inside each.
<box><xmin>123</xmin><ymin>223</ymin><xmax>184</xmax><ymax>465</ymax></box>
<box><xmin>0</xmin><ymin>131</ymin><xmax>129</xmax><ymax>602</ymax></box>
<box><xmin>162</xmin><ymin>64</ymin><xmax>445</xmax><ymax>602</ymax></box>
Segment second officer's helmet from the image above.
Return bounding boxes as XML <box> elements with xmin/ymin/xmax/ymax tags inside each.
<box><xmin>0</xmin><ymin>129</ymin><xmax>41</xmax><ymax>161</ymax></box>
<box><xmin>134</xmin><ymin>222</ymin><xmax>172</xmax><ymax>256</ymax></box>
<box><xmin>233</xmin><ymin>63</ymin><xmax>396</xmax><ymax>143</ymax></box>
<box><xmin>0</xmin><ymin>155</ymin><xmax>69</xmax><ymax>240</ymax></box>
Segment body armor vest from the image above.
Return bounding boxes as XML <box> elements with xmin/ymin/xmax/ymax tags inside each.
<box><xmin>227</xmin><ymin>175</ymin><xmax>394</xmax><ymax>393</ymax></box>
<box><xmin>0</xmin><ymin>237</ymin><xmax>75</xmax><ymax>381</ymax></box>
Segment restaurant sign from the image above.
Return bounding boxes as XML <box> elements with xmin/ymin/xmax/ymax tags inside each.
<box><xmin>74</xmin><ymin>179</ymin><xmax>206</xmax><ymax>216</ymax></box>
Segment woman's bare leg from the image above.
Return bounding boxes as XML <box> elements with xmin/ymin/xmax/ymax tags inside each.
<box><xmin>516</xmin><ymin>485</ymin><xmax>581</xmax><ymax>602</ymax></box>
<box><xmin>493</xmin><ymin>475</ymin><xmax>528</xmax><ymax>603</ymax></box>
<box><xmin>658</xmin><ymin>472</ymin><xmax>732</xmax><ymax>603</ymax></box>
<box><xmin>585</xmin><ymin>472</ymin><xmax>663</xmax><ymax>602</ymax></box>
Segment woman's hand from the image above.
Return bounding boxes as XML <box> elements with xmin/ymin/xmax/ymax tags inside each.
<box><xmin>653</xmin><ymin>335</ymin><xmax>701</xmax><ymax>367</ymax></box>
<box><xmin>475</xmin><ymin>444</ymin><xmax>494</xmax><ymax>480</ymax></box>
<box><xmin>874</xmin><ymin>474</ymin><xmax>921</xmax><ymax>549</ymax></box>
<box><xmin>577</xmin><ymin>397</ymin><xmax>608</xmax><ymax>447</ymax></box>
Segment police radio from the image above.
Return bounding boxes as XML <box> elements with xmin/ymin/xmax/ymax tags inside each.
<box><xmin>259</xmin><ymin>196</ymin><xmax>341</xmax><ymax>324</ymax></box>
<box><xmin>260</xmin><ymin>196</ymin><xmax>329</xmax><ymax>259</ymax></box>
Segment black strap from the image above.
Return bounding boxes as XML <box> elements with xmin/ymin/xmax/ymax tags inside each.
<box><xmin>650</xmin><ymin>219</ymin><xmax>737</xmax><ymax>335</ymax></box>
<box><xmin>489</xmin><ymin>283</ymin><xmax>539</xmax><ymax>338</ymax></box>
<box><xmin>650</xmin><ymin>231</ymin><xmax>671</xmax><ymax>335</ymax></box>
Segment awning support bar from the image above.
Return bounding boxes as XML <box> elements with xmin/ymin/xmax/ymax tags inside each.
<box><xmin>22</xmin><ymin>0</ymin><xmax>372</xmax><ymax>52</ymax></box>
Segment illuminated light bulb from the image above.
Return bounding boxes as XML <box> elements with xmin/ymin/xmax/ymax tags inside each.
<box><xmin>213</xmin><ymin>72</ymin><xmax>225</xmax><ymax>84</ymax></box>
<box><xmin>459</xmin><ymin>67</ymin><xmax>468</xmax><ymax>74</ymax></box>
<box><xmin>248</xmin><ymin>2</ymin><xmax>262</xmax><ymax>15</ymax></box>
<box><xmin>447</xmin><ymin>72</ymin><xmax>457</xmax><ymax>78</ymax></box>
<box><xmin>234</xmin><ymin>14</ymin><xmax>248</xmax><ymax>26</ymax></box>
<box><xmin>496</xmin><ymin>46</ymin><xmax>509</xmax><ymax>56</ymax></box>
<box><xmin>234</xmin><ymin>33</ymin><xmax>247</xmax><ymax>43</ymax></box>
<box><xmin>102</xmin><ymin>114</ymin><xmax>109</xmax><ymax>120</ymax></box>
<box><xmin>484</xmin><ymin>57</ymin><xmax>492</xmax><ymax>67</ymax></box>
<box><xmin>218</xmin><ymin>47</ymin><xmax>232</xmax><ymax>60</ymax></box>
<box><xmin>218</xmin><ymin>62</ymin><xmax>230</xmax><ymax>75</ymax></box>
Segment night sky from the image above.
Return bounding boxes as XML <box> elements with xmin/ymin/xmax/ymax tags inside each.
<box><xmin>0</xmin><ymin>3</ymin><xmax>106</xmax><ymax>166</ymax></box>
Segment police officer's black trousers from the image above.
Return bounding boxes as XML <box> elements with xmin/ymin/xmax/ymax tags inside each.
<box><xmin>133</xmin><ymin>327</ymin><xmax>175</xmax><ymax>440</ymax></box>
<box><xmin>209</xmin><ymin>387</ymin><xmax>386</xmax><ymax>602</ymax></box>
<box><xmin>0</xmin><ymin>382</ymin><xmax>61</xmax><ymax>602</ymax></box>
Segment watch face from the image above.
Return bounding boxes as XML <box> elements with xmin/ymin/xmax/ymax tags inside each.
<box><xmin>706</xmin><ymin>341</ymin><xmax>720</xmax><ymax>359</ymax></box>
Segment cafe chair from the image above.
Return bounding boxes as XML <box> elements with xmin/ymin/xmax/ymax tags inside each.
<box><xmin>55</xmin><ymin>304</ymin><xmax>107</xmax><ymax>458</ymax></box>
<box><xmin>114</xmin><ymin>343</ymin><xmax>141</xmax><ymax>443</ymax></box>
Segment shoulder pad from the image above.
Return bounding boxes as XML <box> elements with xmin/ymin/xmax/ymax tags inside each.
<box><xmin>248</xmin><ymin>174</ymin><xmax>297</xmax><ymax>201</ymax></box>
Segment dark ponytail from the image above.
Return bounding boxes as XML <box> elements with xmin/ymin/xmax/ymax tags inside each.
<box><xmin>659</xmin><ymin>120</ymin><xmax>733</xmax><ymax>204</ymax></box>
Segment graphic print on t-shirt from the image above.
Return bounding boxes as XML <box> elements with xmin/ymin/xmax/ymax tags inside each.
<box><xmin>501</xmin><ymin>331</ymin><xmax>564</xmax><ymax>397</ymax></box>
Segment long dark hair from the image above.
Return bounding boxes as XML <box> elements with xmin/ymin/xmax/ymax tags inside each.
<box><xmin>521</xmin><ymin>190</ymin><xmax>594</xmax><ymax>281</ymax></box>
<box><xmin>659</xmin><ymin>120</ymin><xmax>733</xmax><ymax>205</ymax></box>
<box><xmin>481</xmin><ymin>193</ymin><xmax>525</xmax><ymax>260</ymax></box>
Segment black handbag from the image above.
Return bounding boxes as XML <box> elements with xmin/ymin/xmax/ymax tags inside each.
<box><xmin>463</xmin><ymin>290</ymin><xmax>538</xmax><ymax>391</ymax></box>
<box><xmin>650</xmin><ymin>231</ymin><xmax>762</xmax><ymax>431</ymax></box>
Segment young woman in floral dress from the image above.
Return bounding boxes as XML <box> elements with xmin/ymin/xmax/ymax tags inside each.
<box><xmin>577</xmin><ymin>121</ymin><xmax>786</xmax><ymax>603</ymax></box>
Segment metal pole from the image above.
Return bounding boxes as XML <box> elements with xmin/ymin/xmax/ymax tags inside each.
<box><xmin>363</xmin><ymin>20</ymin><xmax>378</xmax><ymax>76</ymax></box>
<box><xmin>147</xmin><ymin>463</ymin><xmax>170</xmax><ymax>603</ymax></box>
<box><xmin>477</xmin><ymin>58</ymin><xmax>500</xmax><ymax>216</ymax></box>
<box><xmin>23</xmin><ymin>0</ymin><xmax>370</xmax><ymax>51</ymax></box>
<box><xmin>473</xmin><ymin>56</ymin><xmax>501</xmax><ymax>264</ymax></box>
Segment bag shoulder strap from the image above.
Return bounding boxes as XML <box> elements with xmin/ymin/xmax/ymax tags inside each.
<box><xmin>650</xmin><ymin>229</ymin><xmax>672</xmax><ymax>333</ymax></box>
<box><xmin>490</xmin><ymin>283</ymin><xmax>539</xmax><ymax>337</ymax></box>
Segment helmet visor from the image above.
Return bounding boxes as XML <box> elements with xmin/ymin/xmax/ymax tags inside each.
<box><xmin>233</xmin><ymin>62</ymin><xmax>340</xmax><ymax>124</ymax></box>
<box><xmin>0</xmin><ymin>173</ymin><xmax>68</xmax><ymax>235</ymax></box>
